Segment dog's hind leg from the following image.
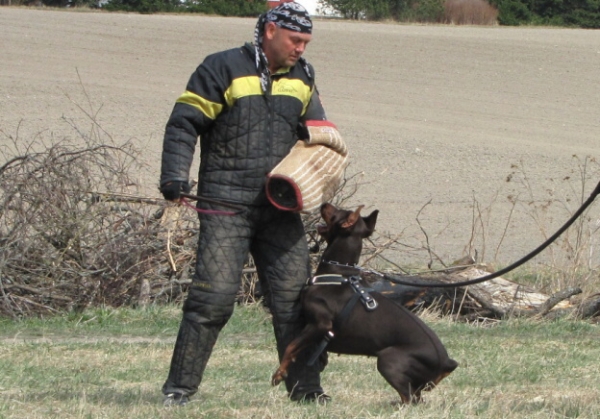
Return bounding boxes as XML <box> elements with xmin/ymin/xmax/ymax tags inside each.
<box><xmin>376</xmin><ymin>349</ymin><xmax>422</xmax><ymax>404</ymax></box>
<box><xmin>430</xmin><ymin>358</ymin><xmax>459</xmax><ymax>388</ymax></box>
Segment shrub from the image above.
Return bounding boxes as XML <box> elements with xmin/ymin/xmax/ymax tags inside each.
<box><xmin>401</xmin><ymin>0</ymin><xmax>446</xmax><ymax>22</ymax></box>
<box><xmin>102</xmin><ymin>0</ymin><xmax>178</xmax><ymax>13</ymax></box>
<box><xmin>492</xmin><ymin>0</ymin><xmax>533</xmax><ymax>25</ymax></box>
<box><xmin>444</xmin><ymin>0</ymin><xmax>499</xmax><ymax>25</ymax></box>
<box><xmin>563</xmin><ymin>8</ymin><xmax>600</xmax><ymax>28</ymax></box>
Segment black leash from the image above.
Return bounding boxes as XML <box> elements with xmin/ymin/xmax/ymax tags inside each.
<box><xmin>364</xmin><ymin>179</ymin><xmax>600</xmax><ymax>289</ymax></box>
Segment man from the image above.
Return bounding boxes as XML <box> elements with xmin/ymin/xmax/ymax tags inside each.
<box><xmin>159</xmin><ymin>2</ymin><xmax>337</xmax><ymax>407</ymax></box>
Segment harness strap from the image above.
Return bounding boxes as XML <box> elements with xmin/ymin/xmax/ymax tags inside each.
<box><xmin>307</xmin><ymin>274</ymin><xmax>348</xmax><ymax>286</ymax></box>
<box><xmin>306</xmin><ymin>276</ymin><xmax>378</xmax><ymax>366</ymax></box>
<box><xmin>334</xmin><ymin>292</ymin><xmax>361</xmax><ymax>331</ymax></box>
<box><xmin>348</xmin><ymin>276</ymin><xmax>378</xmax><ymax>311</ymax></box>
<box><xmin>307</xmin><ymin>293</ymin><xmax>360</xmax><ymax>367</ymax></box>
<box><xmin>306</xmin><ymin>330</ymin><xmax>334</xmax><ymax>366</ymax></box>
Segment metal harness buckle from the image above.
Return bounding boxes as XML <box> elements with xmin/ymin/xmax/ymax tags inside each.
<box><xmin>349</xmin><ymin>276</ymin><xmax>378</xmax><ymax>311</ymax></box>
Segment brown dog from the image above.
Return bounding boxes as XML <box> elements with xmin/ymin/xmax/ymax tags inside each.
<box><xmin>272</xmin><ymin>203</ymin><xmax>458</xmax><ymax>403</ymax></box>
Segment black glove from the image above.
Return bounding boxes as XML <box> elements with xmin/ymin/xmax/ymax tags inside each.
<box><xmin>160</xmin><ymin>181</ymin><xmax>191</xmax><ymax>201</ymax></box>
<box><xmin>296</xmin><ymin>122</ymin><xmax>309</xmax><ymax>140</ymax></box>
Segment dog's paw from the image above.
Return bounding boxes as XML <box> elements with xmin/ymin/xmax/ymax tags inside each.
<box><xmin>271</xmin><ymin>369</ymin><xmax>287</xmax><ymax>386</ymax></box>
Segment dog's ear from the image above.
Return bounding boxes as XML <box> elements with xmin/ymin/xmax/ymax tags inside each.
<box><xmin>320</xmin><ymin>203</ymin><xmax>337</xmax><ymax>225</ymax></box>
<box><xmin>361</xmin><ymin>209</ymin><xmax>379</xmax><ymax>237</ymax></box>
<box><xmin>342</xmin><ymin>205</ymin><xmax>364</xmax><ymax>229</ymax></box>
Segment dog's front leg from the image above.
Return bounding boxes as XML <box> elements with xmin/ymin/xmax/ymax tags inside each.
<box><xmin>271</xmin><ymin>338</ymin><xmax>302</xmax><ymax>386</ymax></box>
<box><xmin>271</xmin><ymin>325</ymin><xmax>322</xmax><ymax>386</ymax></box>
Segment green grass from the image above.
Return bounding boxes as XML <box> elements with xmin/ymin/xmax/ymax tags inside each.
<box><xmin>1</xmin><ymin>304</ymin><xmax>600</xmax><ymax>418</ymax></box>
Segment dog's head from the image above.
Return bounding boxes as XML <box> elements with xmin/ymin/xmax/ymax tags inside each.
<box><xmin>317</xmin><ymin>203</ymin><xmax>379</xmax><ymax>245</ymax></box>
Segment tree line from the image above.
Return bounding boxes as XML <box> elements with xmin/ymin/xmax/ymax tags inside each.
<box><xmin>10</xmin><ymin>0</ymin><xmax>600</xmax><ymax>33</ymax></box>
<box><xmin>323</xmin><ymin>0</ymin><xmax>599</xmax><ymax>27</ymax></box>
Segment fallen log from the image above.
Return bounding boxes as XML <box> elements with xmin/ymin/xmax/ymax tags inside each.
<box><xmin>364</xmin><ymin>265</ymin><xmax>599</xmax><ymax>321</ymax></box>
<box><xmin>363</xmin><ymin>272</ymin><xmax>472</xmax><ymax>315</ymax></box>
<box><xmin>448</xmin><ymin>266</ymin><xmax>579</xmax><ymax>318</ymax></box>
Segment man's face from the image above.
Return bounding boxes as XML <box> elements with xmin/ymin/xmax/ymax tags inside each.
<box><xmin>263</xmin><ymin>22</ymin><xmax>312</xmax><ymax>72</ymax></box>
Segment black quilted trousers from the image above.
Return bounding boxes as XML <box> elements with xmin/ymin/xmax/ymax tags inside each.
<box><xmin>162</xmin><ymin>204</ymin><xmax>323</xmax><ymax>399</ymax></box>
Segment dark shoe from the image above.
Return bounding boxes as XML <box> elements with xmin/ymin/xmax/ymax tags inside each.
<box><xmin>292</xmin><ymin>390</ymin><xmax>331</xmax><ymax>405</ymax></box>
<box><xmin>163</xmin><ymin>393</ymin><xmax>189</xmax><ymax>407</ymax></box>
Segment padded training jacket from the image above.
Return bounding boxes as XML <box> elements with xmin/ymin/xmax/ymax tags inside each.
<box><xmin>160</xmin><ymin>42</ymin><xmax>327</xmax><ymax>206</ymax></box>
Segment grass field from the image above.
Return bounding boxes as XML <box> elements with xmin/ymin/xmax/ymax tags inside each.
<box><xmin>2</xmin><ymin>9</ymin><xmax>600</xmax><ymax>418</ymax></box>
<box><xmin>1</xmin><ymin>304</ymin><xmax>599</xmax><ymax>419</ymax></box>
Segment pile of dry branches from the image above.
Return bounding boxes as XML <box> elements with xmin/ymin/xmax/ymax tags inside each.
<box><xmin>0</xmin><ymin>130</ymin><xmax>191</xmax><ymax>317</ymax></box>
<box><xmin>1</xmin><ymin>131</ymin><xmax>599</xmax><ymax>321</ymax></box>
<box><xmin>0</xmin><ymin>129</ymin><xmax>359</xmax><ymax>317</ymax></box>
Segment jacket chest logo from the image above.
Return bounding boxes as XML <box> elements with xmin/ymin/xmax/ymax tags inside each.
<box><xmin>275</xmin><ymin>82</ymin><xmax>298</xmax><ymax>94</ymax></box>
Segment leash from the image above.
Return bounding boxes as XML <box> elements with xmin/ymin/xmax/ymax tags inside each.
<box><xmin>180</xmin><ymin>193</ymin><xmax>245</xmax><ymax>216</ymax></box>
<box><xmin>86</xmin><ymin>191</ymin><xmax>244</xmax><ymax>216</ymax></box>
<box><xmin>334</xmin><ymin>179</ymin><xmax>600</xmax><ymax>289</ymax></box>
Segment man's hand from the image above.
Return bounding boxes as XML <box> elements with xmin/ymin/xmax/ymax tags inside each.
<box><xmin>160</xmin><ymin>181</ymin><xmax>191</xmax><ymax>201</ymax></box>
<box><xmin>296</xmin><ymin>122</ymin><xmax>309</xmax><ymax>140</ymax></box>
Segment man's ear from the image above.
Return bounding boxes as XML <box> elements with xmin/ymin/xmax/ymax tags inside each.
<box><xmin>362</xmin><ymin>210</ymin><xmax>379</xmax><ymax>237</ymax></box>
<box><xmin>264</xmin><ymin>21</ymin><xmax>277</xmax><ymax>41</ymax></box>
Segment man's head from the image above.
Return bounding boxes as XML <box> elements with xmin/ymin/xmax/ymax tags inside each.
<box><xmin>256</xmin><ymin>2</ymin><xmax>313</xmax><ymax>73</ymax></box>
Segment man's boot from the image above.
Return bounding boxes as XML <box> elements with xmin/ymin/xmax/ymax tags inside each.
<box><xmin>274</xmin><ymin>322</ymin><xmax>330</xmax><ymax>404</ymax></box>
<box><xmin>162</xmin><ymin>313</ymin><xmax>221</xmax><ymax>406</ymax></box>
<box><xmin>284</xmin><ymin>345</ymin><xmax>330</xmax><ymax>404</ymax></box>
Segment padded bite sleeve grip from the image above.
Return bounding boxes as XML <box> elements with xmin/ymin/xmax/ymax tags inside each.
<box><xmin>266</xmin><ymin>121</ymin><xmax>349</xmax><ymax>213</ymax></box>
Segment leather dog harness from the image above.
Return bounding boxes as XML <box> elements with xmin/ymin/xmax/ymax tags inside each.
<box><xmin>306</xmin><ymin>274</ymin><xmax>378</xmax><ymax>366</ymax></box>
